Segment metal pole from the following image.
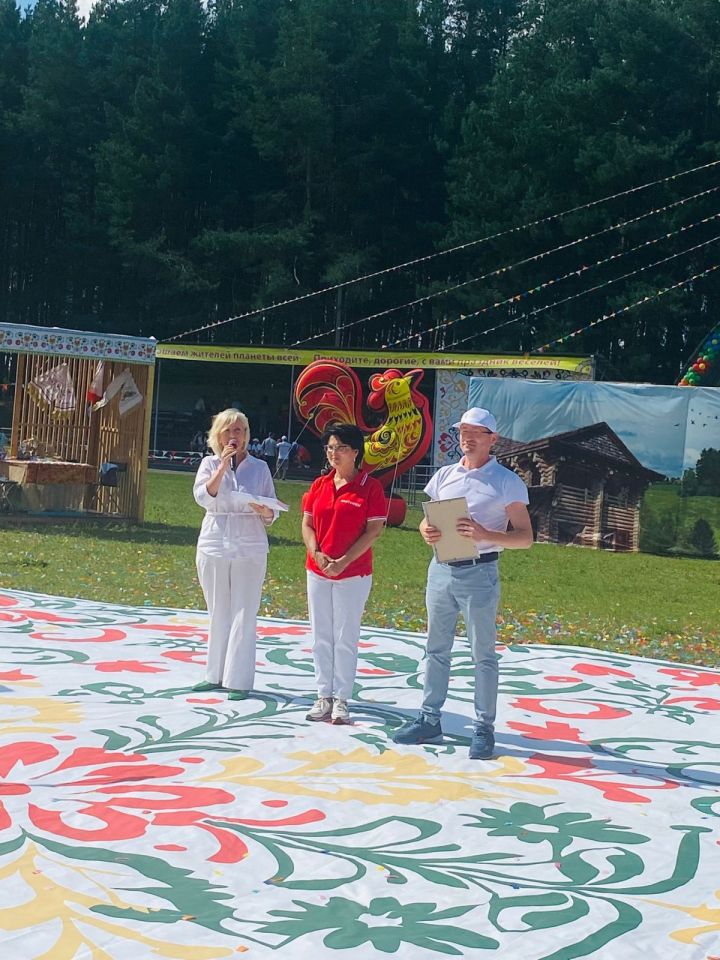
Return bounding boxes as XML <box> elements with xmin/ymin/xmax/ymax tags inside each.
<box><xmin>152</xmin><ymin>358</ymin><xmax>161</xmax><ymax>453</ymax></box>
<box><xmin>287</xmin><ymin>365</ymin><xmax>295</xmax><ymax>438</ymax></box>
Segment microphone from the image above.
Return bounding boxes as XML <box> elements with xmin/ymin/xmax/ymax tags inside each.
<box><xmin>229</xmin><ymin>439</ymin><xmax>238</xmax><ymax>471</ymax></box>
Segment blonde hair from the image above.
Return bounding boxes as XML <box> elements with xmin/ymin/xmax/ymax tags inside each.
<box><xmin>207</xmin><ymin>408</ymin><xmax>250</xmax><ymax>456</ymax></box>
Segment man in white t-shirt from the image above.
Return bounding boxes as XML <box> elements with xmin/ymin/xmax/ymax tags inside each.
<box><xmin>393</xmin><ymin>407</ymin><xmax>533</xmax><ymax>760</ymax></box>
<box><xmin>276</xmin><ymin>436</ymin><xmax>293</xmax><ymax>479</ymax></box>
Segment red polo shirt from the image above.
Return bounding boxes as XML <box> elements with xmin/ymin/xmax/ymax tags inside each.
<box><xmin>303</xmin><ymin>470</ymin><xmax>386</xmax><ymax>579</ymax></box>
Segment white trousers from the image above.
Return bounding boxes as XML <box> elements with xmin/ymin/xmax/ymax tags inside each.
<box><xmin>306</xmin><ymin>570</ymin><xmax>372</xmax><ymax>700</ymax></box>
<box><xmin>196</xmin><ymin>552</ymin><xmax>267</xmax><ymax>690</ymax></box>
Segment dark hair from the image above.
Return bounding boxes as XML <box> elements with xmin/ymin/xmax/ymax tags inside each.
<box><xmin>321</xmin><ymin>422</ymin><xmax>365</xmax><ymax>469</ymax></box>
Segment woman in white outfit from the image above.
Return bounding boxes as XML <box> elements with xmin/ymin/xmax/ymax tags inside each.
<box><xmin>193</xmin><ymin>409</ymin><xmax>277</xmax><ymax>699</ymax></box>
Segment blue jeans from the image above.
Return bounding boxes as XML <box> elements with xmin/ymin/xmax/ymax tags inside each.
<box><xmin>421</xmin><ymin>557</ymin><xmax>500</xmax><ymax>729</ymax></box>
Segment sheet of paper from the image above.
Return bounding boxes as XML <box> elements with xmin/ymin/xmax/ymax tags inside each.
<box><xmin>422</xmin><ymin>497</ymin><xmax>478</xmax><ymax>563</ymax></box>
<box><xmin>233</xmin><ymin>491</ymin><xmax>289</xmax><ymax>512</ymax></box>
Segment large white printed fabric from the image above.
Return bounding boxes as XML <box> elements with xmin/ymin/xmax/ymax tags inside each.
<box><xmin>92</xmin><ymin>367</ymin><xmax>142</xmax><ymax>416</ymax></box>
<box><xmin>0</xmin><ymin>588</ymin><xmax>718</xmax><ymax>959</ymax></box>
<box><xmin>27</xmin><ymin>362</ymin><xmax>76</xmax><ymax>419</ymax></box>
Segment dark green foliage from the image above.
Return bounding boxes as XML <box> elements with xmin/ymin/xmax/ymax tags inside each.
<box><xmin>0</xmin><ymin>0</ymin><xmax>719</xmax><ymax>376</ymax></box>
<box><xmin>443</xmin><ymin>0</ymin><xmax>720</xmax><ymax>376</ymax></box>
<box><xmin>689</xmin><ymin>517</ymin><xmax>717</xmax><ymax>556</ymax></box>
<box><xmin>682</xmin><ymin>448</ymin><xmax>720</xmax><ymax>496</ymax></box>
<box><xmin>639</xmin><ymin>501</ymin><xmax>679</xmax><ymax>555</ymax></box>
<box><xmin>695</xmin><ymin>447</ymin><xmax>720</xmax><ymax>496</ymax></box>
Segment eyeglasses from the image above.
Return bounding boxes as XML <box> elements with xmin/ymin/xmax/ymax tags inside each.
<box><xmin>323</xmin><ymin>444</ymin><xmax>352</xmax><ymax>454</ymax></box>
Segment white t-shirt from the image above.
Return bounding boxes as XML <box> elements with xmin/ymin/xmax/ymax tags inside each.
<box><xmin>276</xmin><ymin>440</ymin><xmax>293</xmax><ymax>460</ymax></box>
<box><xmin>193</xmin><ymin>454</ymin><xmax>277</xmax><ymax>558</ymax></box>
<box><xmin>424</xmin><ymin>457</ymin><xmax>529</xmax><ymax>555</ymax></box>
<box><xmin>261</xmin><ymin>437</ymin><xmax>277</xmax><ymax>457</ymax></box>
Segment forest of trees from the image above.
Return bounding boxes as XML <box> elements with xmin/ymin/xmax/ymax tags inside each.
<box><xmin>2</xmin><ymin>0</ymin><xmax>720</xmax><ymax>382</ymax></box>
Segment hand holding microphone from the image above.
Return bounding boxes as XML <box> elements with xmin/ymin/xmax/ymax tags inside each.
<box><xmin>229</xmin><ymin>438</ymin><xmax>238</xmax><ymax>471</ymax></box>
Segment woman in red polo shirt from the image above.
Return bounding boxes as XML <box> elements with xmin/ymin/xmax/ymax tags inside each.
<box><xmin>301</xmin><ymin>422</ymin><xmax>386</xmax><ymax>724</ymax></box>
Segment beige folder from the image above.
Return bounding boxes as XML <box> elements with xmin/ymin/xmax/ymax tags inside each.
<box><xmin>422</xmin><ymin>497</ymin><xmax>478</xmax><ymax>563</ymax></box>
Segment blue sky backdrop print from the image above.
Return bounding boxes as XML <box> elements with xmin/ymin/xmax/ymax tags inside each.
<box><xmin>468</xmin><ymin>379</ymin><xmax>720</xmax><ymax>478</ymax></box>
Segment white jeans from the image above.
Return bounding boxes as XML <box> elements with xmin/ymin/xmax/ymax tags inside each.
<box><xmin>306</xmin><ymin>570</ymin><xmax>372</xmax><ymax>700</ymax></box>
<box><xmin>196</xmin><ymin>552</ymin><xmax>267</xmax><ymax>689</ymax></box>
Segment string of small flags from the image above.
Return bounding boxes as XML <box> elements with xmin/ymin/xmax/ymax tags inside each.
<box><xmin>302</xmin><ymin>182</ymin><xmax>720</xmax><ymax>349</ymax></box>
<box><xmin>447</xmin><ymin>226</ymin><xmax>720</xmax><ymax>349</ymax></box>
<box><xmin>533</xmin><ymin>264</ymin><xmax>720</xmax><ymax>354</ymax></box>
<box><xmin>163</xmin><ymin>159</ymin><xmax>720</xmax><ymax>344</ymax></box>
<box><xmin>389</xmin><ymin>211</ymin><xmax>720</xmax><ymax>350</ymax></box>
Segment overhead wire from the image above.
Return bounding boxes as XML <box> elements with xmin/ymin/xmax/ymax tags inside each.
<box><xmin>533</xmin><ymin>263</ymin><xmax>720</xmax><ymax>353</ymax></box>
<box><xmin>162</xmin><ymin>159</ymin><xmax>720</xmax><ymax>345</ymax></box>
<box><xmin>448</xmin><ymin>230</ymin><xmax>720</xmax><ymax>349</ymax></box>
<box><xmin>394</xmin><ymin>208</ymin><xmax>720</xmax><ymax>349</ymax></box>
<box><xmin>296</xmin><ymin>183</ymin><xmax>720</xmax><ymax>348</ymax></box>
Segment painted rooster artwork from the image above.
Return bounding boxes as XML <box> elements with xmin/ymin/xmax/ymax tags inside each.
<box><xmin>293</xmin><ymin>360</ymin><xmax>433</xmax><ymax>491</ymax></box>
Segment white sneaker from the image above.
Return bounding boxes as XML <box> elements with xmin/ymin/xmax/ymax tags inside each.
<box><xmin>306</xmin><ymin>697</ymin><xmax>333</xmax><ymax>721</ymax></box>
<box><xmin>331</xmin><ymin>699</ymin><xmax>350</xmax><ymax>725</ymax></box>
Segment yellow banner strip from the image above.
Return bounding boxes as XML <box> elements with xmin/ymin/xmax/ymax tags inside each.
<box><xmin>156</xmin><ymin>343</ymin><xmax>591</xmax><ymax>372</ymax></box>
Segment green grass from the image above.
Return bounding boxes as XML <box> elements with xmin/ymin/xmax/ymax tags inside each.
<box><xmin>1</xmin><ymin>470</ymin><xmax>718</xmax><ymax>666</ymax></box>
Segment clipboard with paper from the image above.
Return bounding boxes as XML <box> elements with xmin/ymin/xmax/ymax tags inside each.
<box><xmin>422</xmin><ymin>497</ymin><xmax>478</xmax><ymax>563</ymax></box>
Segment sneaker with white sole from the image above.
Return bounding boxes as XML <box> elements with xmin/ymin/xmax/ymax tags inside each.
<box><xmin>306</xmin><ymin>697</ymin><xmax>333</xmax><ymax>721</ymax></box>
<box><xmin>331</xmin><ymin>698</ymin><xmax>350</xmax><ymax>725</ymax></box>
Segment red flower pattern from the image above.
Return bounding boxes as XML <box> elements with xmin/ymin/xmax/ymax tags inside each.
<box><xmin>523</xmin><ymin>754</ymin><xmax>680</xmax><ymax>803</ymax></box>
<box><xmin>511</xmin><ymin>697</ymin><xmax>631</xmax><ymax>720</ymax></box>
<box><xmin>658</xmin><ymin>667</ymin><xmax>720</xmax><ymax>688</ymax></box>
<box><xmin>0</xmin><ymin>741</ymin><xmax>325</xmax><ymax>861</ymax></box>
<box><xmin>93</xmin><ymin>660</ymin><xmax>169</xmax><ymax>673</ymax></box>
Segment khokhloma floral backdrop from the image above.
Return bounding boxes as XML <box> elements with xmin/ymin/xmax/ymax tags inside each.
<box><xmin>0</xmin><ymin>588</ymin><xmax>718</xmax><ymax>959</ymax></box>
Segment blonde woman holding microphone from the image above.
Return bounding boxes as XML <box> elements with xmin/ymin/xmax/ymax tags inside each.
<box><xmin>193</xmin><ymin>408</ymin><xmax>277</xmax><ymax>699</ymax></box>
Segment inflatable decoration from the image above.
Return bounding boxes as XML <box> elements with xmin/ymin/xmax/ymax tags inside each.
<box><xmin>293</xmin><ymin>360</ymin><xmax>433</xmax><ymax>525</ymax></box>
<box><xmin>678</xmin><ymin>322</ymin><xmax>720</xmax><ymax>386</ymax></box>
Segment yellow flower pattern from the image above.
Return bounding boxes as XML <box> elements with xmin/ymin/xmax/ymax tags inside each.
<box><xmin>207</xmin><ymin>747</ymin><xmax>555</xmax><ymax>805</ymax></box>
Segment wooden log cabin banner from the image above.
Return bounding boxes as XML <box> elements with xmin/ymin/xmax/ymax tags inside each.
<box><xmin>463</xmin><ymin>377</ymin><xmax>720</xmax><ymax>555</ymax></box>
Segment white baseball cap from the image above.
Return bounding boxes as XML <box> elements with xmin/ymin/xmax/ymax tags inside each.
<box><xmin>452</xmin><ymin>407</ymin><xmax>498</xmax><ymax>432</ymax></box>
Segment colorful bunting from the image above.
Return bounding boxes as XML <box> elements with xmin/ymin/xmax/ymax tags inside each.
<box><xmin>533</xmin><ymin>264</ymin><xmax>720</xmax><ymax>354</ymax></box>
<box><xmin>162</xmin><ymin>159</ymin><xmax>720</xmax><ymax>347</ymax></box>
<box><xmin>448</xmin><ymin>219</ymin><xmax>720</xmax><ymax>350</ymax></box>
<box><xmin>383</xmin><ymin>186</ymin><xmax>720</xmax><ymax>350</ymax></box>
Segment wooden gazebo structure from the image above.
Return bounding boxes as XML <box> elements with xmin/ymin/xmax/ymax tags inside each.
<box><xmin>0</xmin><ymin>323</ymin><xmax>156</xmax><ymax>520</ymax></box>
